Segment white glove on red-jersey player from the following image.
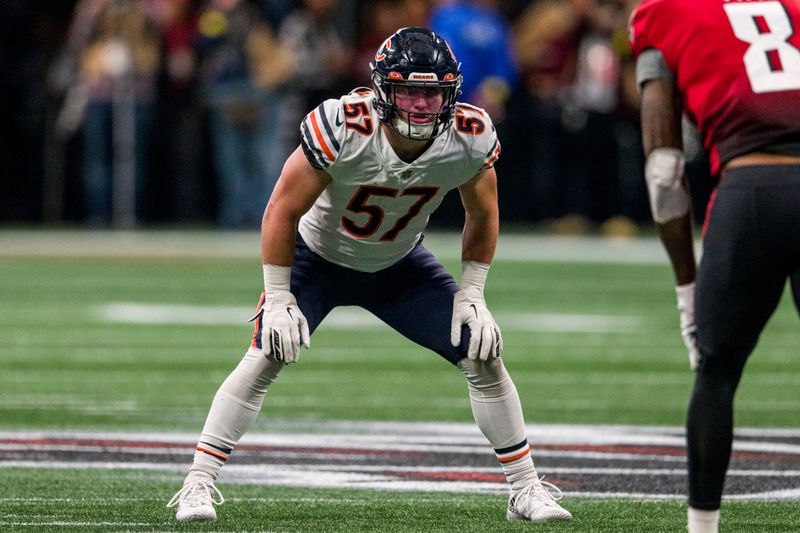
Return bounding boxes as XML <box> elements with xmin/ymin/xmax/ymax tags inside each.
<box><xmin>676</xmin><ymin>282</ymin><xmax>700</xmax><ymax>370</ymax></box>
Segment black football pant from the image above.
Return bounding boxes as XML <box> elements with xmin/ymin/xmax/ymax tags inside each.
<box><xmin>688</xmin><ymin>164</ymin><xmax>800</xmax><ymax>510</ymax></box>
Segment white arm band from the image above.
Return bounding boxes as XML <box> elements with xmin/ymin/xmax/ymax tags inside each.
<box><xmin>675</xmin><ymin>282</ymin><xmax>695</xmax><ymax>313</ymax></box>
<box><xmin>645</xmin><ymin>147</ymin><xmax>690</xmax><ymax>224</ymax></box>
<box><xmin>263</xmin><ymin>264</ymin><xmax>292</xmax><ymax>291</ymax></box>
<box><xmin>460</xmin><ymin>261</ymin><xmax>490</xmax><ymax>291</ymax></box>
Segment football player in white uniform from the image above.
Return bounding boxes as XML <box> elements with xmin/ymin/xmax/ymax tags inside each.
<box><xmin>168</xmin><ymin>27</ymin><xmax>571</xmax><ymax>523</ymax></box>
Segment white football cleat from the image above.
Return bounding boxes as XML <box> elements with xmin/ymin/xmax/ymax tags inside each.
<box><xmin>507</xmin><ymin>477</ymin><xmax>572</xmax><ymax>522</ymax></box>
<box><xmin>167</xmin><ymin>472</ymin><xmax>224</xmax><ymax>521</ymax></box>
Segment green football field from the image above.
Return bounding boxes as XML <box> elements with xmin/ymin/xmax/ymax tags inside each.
<box><xmin>1</xmin><ymin>229</ymin><xmax>798</xmax><ymax>532</ymax></box>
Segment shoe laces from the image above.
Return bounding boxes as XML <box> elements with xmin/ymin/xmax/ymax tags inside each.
<box><xmin>166</xmin><ymin>478</ymin><xmax>224</xmax><ymax>508</ymax></box>
<box><xmin>513</xmin><ymin>476</ymin><xmax>564</xmax><ymax>508</ymax></box>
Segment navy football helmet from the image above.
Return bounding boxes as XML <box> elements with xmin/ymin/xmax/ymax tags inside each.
<box><xmin>371</xmin><ymin>27</ymin><xmax>462</xmax><ymax>140</ymax></box>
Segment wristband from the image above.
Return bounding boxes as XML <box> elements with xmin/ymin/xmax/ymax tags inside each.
<box><xmin>460</xmin><ymin>261</ymin><xmax>490</xmax><ymax>291</ymax></box>
<box><xmin>263</xmin><ymin>264</ymin><xmax>292</xmax><ymax>292</ymax></box>
<box><xmin>675</xmin><ymin>282</ymin><xmax>695</xmax><ymax>311</ymax></box>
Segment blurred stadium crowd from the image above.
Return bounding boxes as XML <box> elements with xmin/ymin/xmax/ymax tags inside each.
<box><xmin>0</xmin><ymin>0</ymin><xmax>713</xmax><ymax>232</ymax></box>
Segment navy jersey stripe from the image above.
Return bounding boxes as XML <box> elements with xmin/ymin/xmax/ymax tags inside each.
<box><xmin>317</xmin><ymin>103</ymin><xmax>341</xmax><ymax>153</ymax></box>
<box><xmin>301</xmin><ymin>139</ymin><xmax>325</xmax><ymax>170</ymax></box>
<box><xmin>486</xmin><ymin>139</ymin><xmax>498</xmax><ymax>159</ymax></box>
<box><xmin>301</xmin><ymin>120</ymin><xmax>328</xmax><ymax>169</ymax></box>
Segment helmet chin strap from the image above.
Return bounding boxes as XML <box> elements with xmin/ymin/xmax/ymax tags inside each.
<box><xmin>392</xmin><ymin>114</ymin><xmax>436</xmax><ymax>140</ymax></box>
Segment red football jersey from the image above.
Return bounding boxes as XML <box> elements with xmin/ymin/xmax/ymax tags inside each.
<box><xmin>630</xmin><ymin>0</ymin><xmax>800</xmax><ymax>174</ymax></box>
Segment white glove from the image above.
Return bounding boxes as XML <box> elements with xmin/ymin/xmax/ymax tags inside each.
<box><xmin>676</xmin><ymin>282</ymin><xmax>700</xmax><ymax>370</ymax></box>
<box><xmin>259</xmin><ymin>289</ymin><xmax>310</xmax><ymax>363</ymax></box>
<box><xmin>451</xmin><ymin>286</ymin><xmax>503</xmax><ymax>360</ymax></box>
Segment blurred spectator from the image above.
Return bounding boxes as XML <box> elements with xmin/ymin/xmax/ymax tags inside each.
<box><xmin>149</xmin><ymin>0</ymin><xmax>196</xmax><ymax>90</ymax></box>
<box><xmin>430</xmin><ymin>0</ymin><xmax>518</xmax><ymax>122</ymax></box>
<box><xmin>147</xmin><ymin>0</ymin><xmax>207</xmax><ymax>222</ymax></box>
<box><xmin>259</xmin><ymin>0</ymin><xmax>298</xmax><ymax>30</ymax></box>
<box><xmin>485</xmin><ymin>0</ymin><xmax>576</xmax><ymax>223</ymax></box>
<box><xmin>279</xmin><ymin>0</ymin><xmax>353</xmax><ymax>112</ymax></box>
<box><xmin>0</xmin><ymin>1</ymin><xmax>46</xmax><ymax>221</ymax></box>
<box><xmin>351</xmin><ymin>0</ymin><xmax>430</xmax><ymax>87</ymax></box>
<box><xmin>504</xmin><ymin>0</ymin><xmax>646</xmax><ymax>233</ymax></box>
<box><xmin>1</xmin><ymin>0</ymin><xmax>709</xmax><ymax>230</ymax></box>
<box><xmin>426</xmin><ymin>0</ymin><xmax>518</xmax><ymax>229</ymax></box>
<box><xmin>78</xmin><ymin>0</ymin><xmax>161</xmax><ymax>226</ymax></box>
<box><xmin>196</xmin><ymin>0</ymin><xmax>294</xmax><ymax>228</ymax></box>
<box><xmin>558</xmin><ymin>0</ymin><xmax>630</xmax><ymax>232</ymax></box>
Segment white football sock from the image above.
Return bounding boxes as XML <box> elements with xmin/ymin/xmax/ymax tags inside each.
<box><xmin>190</xmin><ymin>348</ymin><xmax>284</xmax><ymax>479</ymax></box>
<box><xmin>688</xmin><ymin>507</ymin><xmax>720</xmax><ymax>533</ymax></box>
<box><xmin>457</xmin><ymin>357</ymin><xmax>538</xmax><ymax>489</ymax></box>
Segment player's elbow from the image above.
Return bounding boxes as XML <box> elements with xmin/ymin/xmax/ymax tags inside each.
<box><xmin>262</xmin><ymin>199</ymin><xmax>304</xmax><ymax>232</ymax></box>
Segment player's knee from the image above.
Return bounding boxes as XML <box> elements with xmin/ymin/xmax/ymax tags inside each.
<box><xmin>457</xmin><ymin>357</ymin><xmax>513</xmax><ymax>396</ymax></box>
<box><xmin>696</xmin><ymin>333</ymin><xmax>754</xmax><ymax>375</ymax></box>
<box><xmin>440</xmin><ymin>324</ymin><xmax>471</xmax><ymax>364</ymax></box>
<box><xmin>695</xmin><ymin>355</ymin><xmax>743</xmax><ymax>391</ymax></box>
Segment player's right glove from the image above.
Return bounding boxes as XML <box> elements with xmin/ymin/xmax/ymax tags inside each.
<box><xmin>259</xmin><ymin>289</ymin><xmax>310</xmax><ymax>364</ymax></box>
<box><xmin>450</xmin><ymin>261</ymin><xmax>503</xmax><ymax>361</ymax></box>
<box><xmin>675</xmin><ymin>282</ymin><xmax>700</xmax><ymax>370</ymax></box>
<box><xmin>451</xmin><ymin>287</ymin><xmax>503</xmax><ymax>360</ymax></box>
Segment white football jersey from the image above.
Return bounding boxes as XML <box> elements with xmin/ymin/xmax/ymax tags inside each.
<box><xmin>298</xmin><ymin>89</ymin><xmax>501</xmax><ymax>273</ymax></box>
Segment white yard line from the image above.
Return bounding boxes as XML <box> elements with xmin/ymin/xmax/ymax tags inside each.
<box><xmin>94</xmin><ymin>302</ymin><xmax>644</xmax><ymax>333</ymax></box>
<box><xmin>3</xmin><ymin>461</ymin><xmax>797</xmax><ymax>500</ymax></box>
<box><xmin>0</xmin><ymin>522</ymin><xmax>155</xmax><ymax>527</ymax></box>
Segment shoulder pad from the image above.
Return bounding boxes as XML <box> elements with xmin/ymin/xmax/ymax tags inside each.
<box><xmin>300</xmin><ymin>99</ymin><xmax>345</xmax><ymax>170</ymax></box>
<box><xmin>300</xmin><ymin>92</ymin><xmax>378</xmax><ymax>169</ymax></box>
<box><xmin>340</xmin><ymin>91</ymin><xmax>377</xmax><ymax>137</ymax></box>
<box><xmin>628</xmin><ymin>0</ymin><xmax>669</xmax><ymax>59</ymax></box>
<box><xmin>348</xmin><ymin>87</ymin><xmax>374</xmax><ymax>97</ymax></box>
<box><xmin>454</xmin><ymin>103</ymin><xmax>501</xmax><ymax>172</ymax></box>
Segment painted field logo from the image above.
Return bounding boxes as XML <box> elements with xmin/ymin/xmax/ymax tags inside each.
<box><xmin>1</xmin><ymin>423</ymin><xmax>799</xmax><ymax>499</ymax></box>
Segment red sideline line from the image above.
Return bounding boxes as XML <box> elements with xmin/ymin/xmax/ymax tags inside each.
<box><xmin>0</xmin><ymin>438</ymin><xmax>427</xmax><ymax>458</ymax></box>
<box><xmin>388</xmin><ymin>471</ymin><xmax>506</xmax><ymax>482</ymax></box>
<box><xmin>537</xmin><ymin>444</ymin><xmax>686</xmax><ymax>456</ymax></box>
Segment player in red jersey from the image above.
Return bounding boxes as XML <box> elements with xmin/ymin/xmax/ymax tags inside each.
<box><xmin>630</xmin><ymin>1</ymin><xmax>800</xmax><ymax>532</ymax></box>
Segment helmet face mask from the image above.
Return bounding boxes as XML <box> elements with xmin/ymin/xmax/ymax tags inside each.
<box><xmin>371</xmin><ymin>28</ymin><xmax>462</xmax><ymax>141</ymax></box>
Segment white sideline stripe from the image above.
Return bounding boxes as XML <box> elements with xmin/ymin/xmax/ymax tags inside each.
<box><xmin>0</xmin><ymin>230</ymin><xmax>678</xmax><ymax>265</ymax></box>
<box><xmin>561</xmin><ymin>492</ymin><xmax>678</xmax><ymax>500</ymax></box>
<box><xmin>0</xmin><ymin>443</ymin><xmax>694</xmax><ymax>463</ymax></box>
<box><xmin>0</xmin><ymin>496</ymin><xmax>476</xmax><ymax>504</ymax></box>
<box><xmin>727</xmin><ymin>488</ymin><xmax>800</xmax><ymax>500</ymax></box>
<box><xmin>4</xmin><ymin>422</ymin><xmax>800</xmax><ymax>449</ymax></box>
<box><xmin>1</xmin><ymin>498</ymin><xmax>162</xmax><ymax>502</ymax></box>
<box><xmin>4</xmin><ymin>460</ymin><xmax>800</xmax><ymax>479</ymax></box>
<box><xmin>94</xmin><ymin>303</ymin><xmax>643</xmax><ymax>333</ymax></box>
<box><xmin>566</xmin><ymin>491</ymin><xmax>800</xmax><ymax>502</ymax></box>
<box><xmin>0</xmin><ymin>522</ymin><xmax>153</xmax><ymax>527</ymax></box>
<box><xmin>0</xmin><ymin>461</ymin><xmax>187</xmax><ymax>471</ymax></box>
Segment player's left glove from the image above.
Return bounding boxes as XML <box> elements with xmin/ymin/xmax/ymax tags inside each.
<box><xmin>259</xmin><ymin>289</ymin><xmax>310</xmax><ymax>364</ymax></box>
<box><xmin>675</xmin><ymin>282</ymin><xmax>700</xmax><ymax>370</ymax></box>
<box><xmin>450</xmin><ymin>261</ymin><xmax>503</xmax><ymax>360</ymax></box>
<box><xmin>257</xmin><ymin>264</ymin><xmax>310</xmax><ymax>364</ymax></box>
